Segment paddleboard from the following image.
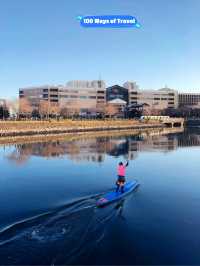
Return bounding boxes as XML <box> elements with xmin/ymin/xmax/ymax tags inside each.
<box><xmin>96</xmin><ymin>180</ymin><xmax>139</xmax><ymax>207</ymax></box>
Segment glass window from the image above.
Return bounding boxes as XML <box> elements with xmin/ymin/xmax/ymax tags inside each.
<box><xmin>50</xmin><ymin>99</ymin><xmax>58</xmax><ymax>102</ymax></box>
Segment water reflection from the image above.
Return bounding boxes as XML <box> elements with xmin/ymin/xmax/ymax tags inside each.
<box><xmin>4</xmin><ymin>127</ymin><xmax>200</xmax><ymax>165</ymax></box>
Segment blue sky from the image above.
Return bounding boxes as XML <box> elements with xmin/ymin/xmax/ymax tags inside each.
<box><xmin>0</xmin><ymin>0</ymin><xmax>200</xmax><ymax>98</ymax></box>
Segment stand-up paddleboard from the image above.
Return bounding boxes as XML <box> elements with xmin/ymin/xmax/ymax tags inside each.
<box><xmin>96</xmin><ymin>180</ymin><xmax>139</xmax><ymax>207</ymax></box>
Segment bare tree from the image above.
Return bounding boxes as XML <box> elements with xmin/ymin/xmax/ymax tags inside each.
<box><xmin>50</xmin><ymin>103</ymin><xmax>60</xmax><ymax>118</ymax></box>
<box><xmin>63</xmin><ymin>101</ymin><xmax>81</xmax><ymax>118</ymax></box>
<box><xmin>60</xmin><ymin>107</ymin><xmax>70</xmax><ymax>118</ymax></box>
<box><xmin>39</xmin><ymin>100</ymin><xmax>49</xmax><ymax>119</ymax></box>
<box><xmin>19</xmin><ymin>98</ymin><xmax>32</xmax><ymax>117</ymax></box>
<box><xmin>104</xmin><ymin>104</ymin><xmax>118</xmax><ymax>118</ymax></box>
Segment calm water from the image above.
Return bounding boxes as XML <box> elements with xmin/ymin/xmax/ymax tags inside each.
<box><xmin>0</xmin><ymin>128</ymin><xmax>200</xmax><ymax>265</ymax></box>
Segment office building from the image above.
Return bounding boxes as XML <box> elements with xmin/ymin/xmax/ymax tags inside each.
<box><xmin>60</xmin><ymin>80</ymin><xmax>106</xmax><ymax>113</ymax></box>
<box><xmin>19</xmin><ymin>80</ymin><xmax>188</xmax><ymax>116</ymax></box>
<box><xmin>178</xmin><ymin>93</ymin><xmax>200</xmax><ymax>108</ymax></box>
<box><xmin>124</xmin><ymin>82</ymin><xmax>178</xmax><ymax>109</ymax></box>
<box><xmin>19</xmin><ymin>85</ymin><xmax>59</xmax><ymax>108</ymax></box>
<box><xmin>19</xmin><ymin>80</ymin><xmax>106</xmax><ymax>114</ymax></box>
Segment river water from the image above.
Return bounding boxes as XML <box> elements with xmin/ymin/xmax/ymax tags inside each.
<box><xmin>0</xmin><ymin>127</ymin><xmax>200</xmax><ymax>265</ymax></box>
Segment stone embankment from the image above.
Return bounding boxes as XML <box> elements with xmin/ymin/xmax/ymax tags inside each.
<box><xmin>0</xmin><ymin>120</ymin><xmax>164</xmax><ymax>138</ymax></box>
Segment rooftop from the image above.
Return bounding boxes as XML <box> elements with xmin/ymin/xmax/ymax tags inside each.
<box><xmin>108</xmin><ymin>98</ymin><xmax>127</xmax><ymax>104</ymax></box>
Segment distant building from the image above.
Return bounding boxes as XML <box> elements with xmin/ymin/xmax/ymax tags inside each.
<box><xmin>19</xmin><ymin>80</ymin><xmax>185</xmax><ymax>117</ymax></box>
<box><xmin>19</xmin><ymin>85</ymin><xmax>59</xmax><ymax>107</ymax></box>
<box><xmin>124</xmin><ymin>82</ymin><xmax>178</xmax><ymax>109</ymax></box>
<box><xmin>106</xmin><ymin>85</ymin><xmax>129</xmax><ymax>103</ymax></box>
<box><xmin>123</xmin><ymin>81</ymin><xmax>139</xmax><ymax>105</ymax></box>
<box><xmin>178</xmin><ymin>93</ymin><xmax>200</xmax><ymax>108</ymax></box>
<box><xmin>19</xmin><ymin>80</ymin><xmax>106</xmax><ymax>115</ymax></box>
<box><xmin>61</xmin><ymin>80</ymin><xmax>106</xmax><ymax>113</ymax></box>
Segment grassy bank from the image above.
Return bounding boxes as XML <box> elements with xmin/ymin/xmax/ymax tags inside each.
<box><xmin>0</xmin><ymin>119</ymin><xmax>163</xmax><ymax>138</ymax></box>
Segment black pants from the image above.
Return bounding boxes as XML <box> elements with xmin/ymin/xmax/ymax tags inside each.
<box><xmin>116</xmin><ymin>176</ymin><xmax>125</xmax><ymax>193</ymax></box>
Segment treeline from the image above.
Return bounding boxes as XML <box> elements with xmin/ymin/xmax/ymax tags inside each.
<box><xmin>0</xmin><ymin>105</ymin><xmax>10</xmax><ymax>119</ymax></box>
<box><xmin>18</xmin><ymin>98</ymin><xmax>124</xmax><ymax>119</ymax></box>
<box><xmin>2</xmin><ymin>97</ymin><xmax>200</xmax><ymax>120</ymax></box>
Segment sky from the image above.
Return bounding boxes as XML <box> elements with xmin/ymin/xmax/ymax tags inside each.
<box><xmin>0</xmin><ymin>0</ymin><xmax>200</xmax><ymax>98</ymax></box>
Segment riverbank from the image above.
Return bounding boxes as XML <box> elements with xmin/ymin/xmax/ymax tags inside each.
<box><xmin>0</xmin><ymin>126</ymin><xmax>184</xmax><ymax>146</ymax></box>
<box><xmin>0</xmin><ymin>119</ymin><xmax>163</xmax><ymax>138</ymax></box>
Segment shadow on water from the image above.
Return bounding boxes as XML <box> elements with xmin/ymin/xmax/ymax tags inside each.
<box><xmin>0</xmin><ymin>188</ymin><xmax>138</xmax><ymax>265</ymax></box>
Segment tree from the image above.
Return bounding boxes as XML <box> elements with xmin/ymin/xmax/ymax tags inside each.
<box><xmin>39</xmin><ymin>101</ymin><xmax>61</xmax><ymax>119</ymax></box>
<box><xmin>0</xmin><ymin>106</ymin><xmax>9</xmax><ymax>119</ymax></box>
<box><xmin>60</xmin><ymin>107</ymin><xmax>70</xmax><ymax>118</ymax></box>
<box><xmin>32</xmin><ymin>109</ymin><xmax>40</xmax><ymax>119</ymax></box>
<box><xmin>19</xmin><ymin>98</ymin><xmax>32</xmax><ymax>117</ymax></box>
<box><xmin>50</xmin><ymin>103</ymin><xmax>60</xmax><ymax>118</ymax></box>
<box><xmin>104</xmin><ymin>104</ymin><xmax>119</xmax><ymax>118</ymax></box>
<box><xmin>39</xmin><ymin>100</ymin><xmax>49</xmax><ymax>119</ymax></box>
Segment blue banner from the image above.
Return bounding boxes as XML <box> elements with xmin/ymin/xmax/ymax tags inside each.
<box><xmin>77</xmin><ymin>15</ymin><xmax>141</xmax><ymax>28</ymax></box>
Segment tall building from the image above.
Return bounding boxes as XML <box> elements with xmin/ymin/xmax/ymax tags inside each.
<box><xmin>178</xmin><ymin>93</ymin><xmax>200</xmax><ymax>108</ymax></box>
<box><xmin>124</xmin><ymin>82</ymin><xmax>178</xmax><ymax>109</ymax></box>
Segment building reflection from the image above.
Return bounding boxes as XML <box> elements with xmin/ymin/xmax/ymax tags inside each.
<box><xmin>5</xmin><ymin>127</ymin><xmax>200</xmax><ymax>165</ymax></box>
<box><xmin>178</xmin><ymin>128</ymin><xmax>200</xmax><ymax>147</ymax></box>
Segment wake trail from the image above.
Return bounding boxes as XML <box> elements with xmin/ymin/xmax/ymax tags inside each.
<box><xmin>0</xmin><ymin>190</ymin><xmax>108</xmax><ymax>246</ymax></box>
<box><xmin>0</xmin><ymin>189</ymin><xmax>128</xmax><ymax>265</ymax></box>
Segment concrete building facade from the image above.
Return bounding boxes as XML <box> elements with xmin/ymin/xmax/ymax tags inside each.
<box><xmin>19</xmin><ymin>80</ymin><xmax>106</xmax><ymax>114</ymax></box>
<box><xmin>124</xmin><ymin>82</ymin><xmax>178</xmax><ymax>109</ymax></box>
<box><xmin>60</xmin><ymin>80</ymin><xmax>106</xmax><ymax>113</ymax></box>
<box><xmin>19</xmin><ymin>80</ymin><xmax>189</xmax><ymax>116</ymax></box>
<box><xmin>178</xmin><ymin>93</ymin><xmax>200</xmax><ymax>108</ymax></box>
<box><xmin>19</xmin><ymin>86</ymin><xmax>59</xmax><ymax>108</ymax></box>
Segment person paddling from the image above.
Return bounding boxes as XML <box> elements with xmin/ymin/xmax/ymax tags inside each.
<box><xmin>116</xmin><ymin>161</ymin><xmax>129</xmax><ymax>193</ymax></box>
